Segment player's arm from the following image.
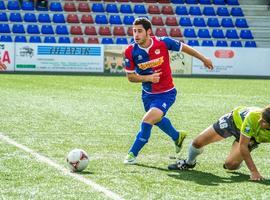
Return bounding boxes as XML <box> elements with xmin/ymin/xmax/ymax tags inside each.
<box><xmin>239</xmin><ymin>133</ymin><xmax>263</xmax><ymax>181</ymax></box>
<box><xmin>126</xmin><ymin>72</ymin><xmax>161</xmax><ymax>83</ymax></box>
<box><xmin>181</xmin><ymin>43</ymin><xmax>213</xmax><ymax>70</ymax></box>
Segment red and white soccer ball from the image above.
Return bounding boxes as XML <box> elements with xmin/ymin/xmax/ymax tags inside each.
<box><xmin>66</xmin><ymin>149</ymin><xmax>89</xmax><ymax>172</ymax></box>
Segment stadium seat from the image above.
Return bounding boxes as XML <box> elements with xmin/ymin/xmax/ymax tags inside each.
<box><xmin>187</xmin><ymin>40</ymin><xmax>199</xmax><ymax>46</ymax></box>
<box><xmin>116</xmin><ymin>37</ymin><xmax>128</xmax><ymax>44</ymax></box>
<box><xmin>213</xmin><ymin>0</ymin><xmax>225</xmax><ymax>5</ymax></box>
<box><xmin>50</xmin><ymin>2</ymin><xmax>63</xmax><ymax>12</ymax></box>
<box><xmin>216</xmin><ymin>40</ymin><xmax>228</xmax><ymax>47</ymax></box>
<box><xmin>170</xmin><ymin>27</ymin><xmax>182</xmax><ymax>37</ymax></box>
<box><xmin>87</xmin><ymin>37</ymin><xmax>99</xmax><ymax>44</ymax></box>
<box><xmin>244</xmin><ymin>41</ymin><xmax>256</xmax><ymax>47</ymax></box>
<box><xmin>113</xmin><ymin>26</ymin><xmax>126</xmax><ymax>36</ymax></box>
<box><xmin>38</xmin><ymin>14</ymin><xmax>51</xmax><ymax>23</ymax></box>
<box><xmin>225</xmin><ymin>29</ymin><xmax>239</xmax><ymax>39</ymax></box>
<box><xmin>70</xmin><ymin>26</ymin><xmax>83</xmax><ymax>35</ymax></box>
<box><xmin>202</xmin><ymin>40</ymin><xmax>214</xmax><ymax>46</ymax></box>
<box><xmin>134</xmin><ymin>5</ymin><xmax>147</xmax><ymax>14</ymax></box>
<box><xmin>27</xmin><ymin>25</ymin><xmax>40</xmax><ymax>35</ymax></box>
<box><xmin>0</xmin><ymin>35</ymin><xmax>12</xmax><ymax>42</ymax></box>
<box><xmin>29</xmin><ymin>36</ymin><xmax>41</xmax><ymax>43</ymax></box>
<box><xmin>117</xmin><ymin>0</ymin><xmax>129</xmax><ymax>2</ymax></box>
<box><xmin>9</xmin><ymin>13</ymin><xmax>22</xmax><ymax>22</ymax></box>
<box><xmin>41</xmin><ymin>25</ymin><xmax>54</xmax><ymax>34</ymax></box>
<box><xmin>193</xmin><ymin>17</ymin><xmax>206</xmax><ymax>27</ymax></box>
<box><xmin>101</xmin><ymin>38</ymin><xmax>114</xmax><ymax>44</ymax></box>
<box><xmin>0</xmin><ymin>24</ymin><xmax>11</xmax><ymax>33</ymax></box>
<box><xmin>44</xmin><ymin>36</ymin><xmax>56</xmax><ymax>43</ymax></box>
<box><xmin>155</xmin><ymin>27</ymin><xmax>168</xmax><ymax>37</ymax></box>
<box><xmin>171</xmin><ymin>0</ymin><xmax>185</xmax><ymax>3</ymax></box>
<box><xmin>73</xmin><ymin>37</ymin><xmax>85</xmax><ymax>43</ymax></box>
<box><xmin>235</xmin><ymin>18</ymin><xmax>248</xmax><ymax>28</ymax></box>
<box><xmin>7</xmin><ymin>1</ymin><xmax>20</xmax><ymax>10</ymax></box>
<box><xmin>240</xmin><ymin>30</ymin><xmax>253</xmax><ymax>39</ymax></box>
<box><xmin>131</xmin><ymin>0</ymin><xmax>144</xmax><ymax>2</ymax></box>
<box><xmin>78</xmin><ymin>2</ymin><xmax>90</xmax><ymax>12</ymax></box>
<box><xmin>56</xmin><ymin>25</ymin><xmax>69</xmax><ymax>35</ymax></box>
<box><xmin>230</xmin><ymin>40</ymin><xmax>242</xmax><ymax>47</ymax></box>
<box><xmin>109</xmin><ymin>15</ymin><xmax>122</xmax><ymax>25</ymax></box>
<box><xmin>199</xmin><ymin>0</ymin><xmax>211</xmax><ymax>4</ymax></box>
<box><xmin>207</xmin><ymin>18</ymin><xmax>220</xmax><ymax>27</ymax></box>
<box><xmin>58</xmin><ymin>37</ymin><xmax>71</xmax><ymax>43</ymax></box>
<box><xmin>197</xmin><ymin>29</ymin><xmax>211</xmax><ymax>38</ymax></box>
<box><xmin>212</xmin><ymin>29</ymin><xmax>225</xmax><ymax>38</ymax></box>
<box><xmin>189</xmin><ymin>6</ymin><xmax>202</xmax><ymax>15</ymax></box>
<box><xmin>0</xmin><ymin>1</ymin><xmax>5</xmax><ymax>10</ymax></box>
<box><xmin>67</xmin><ymin>14</ymin><xmax>80</xmax><ymax>23</ymax></box>
<box><xmin>221</xmin><ymin>18</ymin><xmax>234</xmax><ymax>27</ymax></box>
<box><xmin>53</xmin><ymin>14</ymin><xmax>65</xmax><ymax>23</ymax></box>
<box><xmin>227</xmin><ymin>0</ymin><xmax>239</xmax><ymax>5</ymax></box>
<box><xmin>203</xmin><ymin>7</ymin><xmax>216</xmax><ymax>16</ymax></box>
<box><xmin>184</xmin><ymin>28</ymin><xmax>197</xmax><ymax>38</ymax></box>
<box><xmin>145</xmin><ymin>0</ymin><xmax>158</xmax><ymax>3</ymax></box>
<box><xmin>15</xmin><ymin>35</ymin><xmax>27</xmax><ymax>43</ymax></box>
<box><xmin>95</xmin><ymin>15</ymin><xmax>108</xmax><ymax>24</ymax></box>
<box><xmin>64</xmin><ymin>2</ymin><xmax>77</xmax><ymax>12</ymax></box>
<box><xmin>24</xmin><ymin>13</ymin><xmax>37</xmax><ymax>22</ymax></box>
<box><xmin>151</xmin><ymin>16</ymin><xmax>164</xmax><ymax>26</ymax></box>
<box><xmin>165</xmin><ymin>16</ymin><xmax>178</xmax><ymax>26</ymax></box>
<box><xmin>22</xmin><ymin>1</ymin><xmax>34</xmax><ymax>11</ymax></box>
<box><xmin>161</xmin><ymin>5</ymin><xmax>174</xmax><ymax>15</ymax></box>
<box><xmin>148</xmin><ymin>5</ymin><xmax>161</xmax><ymax>14</ymax></box>
<box><xmin>127</xmin><ymin>27</ymin><xmax>133</xmax><ymax>36</ymax></box>
<box><xmin>179</xmin><ymin>17</ymin><xmax>192</xmax><ymax>26</ymax></box>
<box><xmin>99</xmin><ymin>26</ymin><xmax>111</xmax><ymax>36</ymax></box>
<box><xmin>0</xmin><ymin>12</ymin><xmax>8</xmax><ymax>21</ymax></box>
<box><xmin>81</xmin><ymin>14</ymin><xmax>94</xmax><ymax>24</ymax></box>
<box><xmin>92</xmin><ymin>3</ymin><xmax>104</xmax><ymax>12</ymax></box>
<box><xmin>123</xmin><ymin>15</ymin><xmax>135</xmax><ymax>25</ymax></box>
<box><xmin>106</xmin><ymin>4</ymin><xmax>118</xmax><ymax>13</ymax></box>
<box><xmin>230</xmin><ymin>7</ymin><xmax>244</xmax><ymax>16</ymax></box>
<box><xmin>175</xmin><ymin>6</ymin><xmax>188</xmax><ymax>15</ymax></box>
<box><xmin>217</xmin><ymin>7</ymin><xmax>230</xmax><ymax>16</ymax></box>
<box><xmin>186</xmin><ymin>0</ymin><xmax>198</xmax><ymax>4</ymax></box>
<box><xmin>120</xmin><ymin>4</ymin><xmax>132</xmax><ymax>13</ymax></box>
<box><xmin>12</xmin><ymin>24</ymin><xmax>25</xmax><ymax>33</ymax></box>
<box><xmin>84</xmin><ymin>26</ymin><xmax>97</xmax><ymax>35</ymax></box>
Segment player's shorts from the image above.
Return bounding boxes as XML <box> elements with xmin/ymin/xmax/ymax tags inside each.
<box><xmin>142</xmin><ymin>88</ymin><xmax>177</xmax><ymax>115</ymax></box>
<box><xmin>213</xmin><ymin>112</ymin><xmax>259</xmax><ymax>151</ymax></box>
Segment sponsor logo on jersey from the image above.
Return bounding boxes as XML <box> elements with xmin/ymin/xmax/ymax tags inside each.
<box><xmin>138</xmin><ymin>55</ymin><xmax>143</xmax><ymax>60</ymax></box>
<box><xmin>138</xmin><ymin>56</ymin><xmax>164</xmax><ymax>70</ymax></box>
<box><xmin>162</xmin><ymin>103</ymin><xmax>167</xmax><ymax>109</ymax></box>
<box><xmin>245</xmin><ymin>126</ymin><xmax>251</xmax><ymax>133</ymax></box>
<box><xmin>155</xmin><ymin>49</ymin><xmax>160</xmax><ymax>55</ymax></box>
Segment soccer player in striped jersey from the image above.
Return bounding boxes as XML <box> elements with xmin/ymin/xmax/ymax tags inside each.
<box><xmin>123</xmin><ymin>18</ymin><xmax>213</xmax><ymax>164</ymax></box>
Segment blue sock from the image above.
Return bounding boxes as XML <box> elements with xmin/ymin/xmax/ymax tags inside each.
<box><xmin>129</xmin><ymin>122</ymin><xmax>153</xmax><ymax>157</ymax></box>
<box><xmin>155</xmin><ymin>117</ymin><xmax>179</xmax><ymax>141</ymax></box>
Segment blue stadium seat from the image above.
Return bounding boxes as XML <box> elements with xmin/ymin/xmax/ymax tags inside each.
<box><xmin>221</xmin><ymin>18</ymin><xmax>234</xmax><ymax>27</ymax></box>
<box><xmin>106</xmin><ymin>4</ymin><xmax>118</xmax><ymax>13</ymax></box>
<box><xmin>24</xmin><ymin>13</ymin><xmax>37</xmax><ymax>22</ymax></box>
<box><xmin>92</xmin><ymin>3</ymin><xmax>104</xmax><ymax>12</ymax></box>
<box><xmin>171</xmin><ymin>0</ymin><xmax>185</xmax><ymax>3</ymax></box>
<box><xmin>184</xmin><ymin>28</ymin><xmax>197</xmax><ymax>38</ymax></box>
<box><xmin>41</xmin><ymin>25</ymin><xmax>54</xmax><ymax>34</ymax></box>
<box><xmin>109</xmin><ymin>15</ymin><xmax>122</xmax><ymax>25</ymax></box>
<box><xmin>199</xmin><ymin>0</ymin><xmax>211</xmax><ymax>4</ymax></box>
<box><xmin>101</xmin><ymin>38</ymin><xmax>114</xmax><ymax>44</ymax></box>
<box><xmin>197</xmin><ymin>29</ymin><xmax>211</xmax><ymax>38</ymax></box>
<box><xmin>9</xmin><ymin>13</ymin><xmax>22</xmax><ymax>22</ymax></box>
<box><xmin>227</xmin><ymin>0</ymin><xmax>239</xmax><ymax>5</ymax></box>
<box><xmin>116</xmin><ymin>37</ymin><xmax>128</xmax><ymax>44</ymax></box>
<box><xmin>22</xmin><ymin>1</ymin><xmax>34</xmax><ymax>11</ymax></box>
<box><xmin>95</xmin><ymin>15</ymin><xmax>108</xmax><ymax>24</ymax></box>
<box><xmin>123</xmin><ymin>15</ymin><xmax>135</xmax><ymax>25</ymax></box>
<box><xmin>186</xmin><ymin>0</ymin><xmax>198</xmax><ymax>4</ymax></box>
<box><xmin>189</xmin><ymin>6</ymin><xmax>202</xmax><ymax>15</ymax></box>
<box><xmin>15</xmin><ymin>35</ymin><xmax>27</xmax><ymax>43</ymax></box>
<box><xmin>53</xmin><ymin>14</ymin><xmax>65</xmax><ymax>23</ymax></box>
<box><xmin>175</xmin><ymin>6</ymin><xmax>188</xmax><ymax>15</ymax></box>
<box><xmin>27</xmin><ymin>24</ymin><xmax>40</xmax><ymax>34</ymax></box>
<box><xmin>0</xmin><ymin>12</ymin><xmax>8</xmax><ymax>21</ymax></box>
<box><xmin>58</xmin><ymin>37</ymin><xmax>71</xmax><ymax>43</ymax></box>
<box><xmin>179</xmin><ymin>17</ymin><xmax>192</xmax><ymax>26</ymax></box>
<box><xmin>240</xmin><ymin>30</ymin><xmax>253</xmax><ymax>39</ymax></box>
<box><xmin>0</xmin><ymin>1</ymin><xmax>5</xmax><ymax>10</ymax></box>
<box><xmin>7</xmin><ymin>1</ymin><xmax>20</xmax><ymax>10</ymax></box>
<box><xmin>188</xmin><ymin>40</ymin><xmax>199</xmax><ymax>46</ymax></box>
<box><xmin>203</xmin><ymin>7</ymin><xmax>216</xmax><ymax>16</ymax></box>
<box><xmin>213</xmin><ymin>0</ymin><xmax>225</xmax><ymax>5</ymax></box>
<box><xmin>12</xmin><ymin>24</ymin><xmax>25</xmax><ymax>33</ymax></box>
<box><xmin>38</xmin><ymin>13</ymin><xmax>51</xmax><ymax>23</ymax></box>
<box><xmin>29</xmin><ymin>36</ymin><xmax>41</xmax><ymax>43</ymax></box>
<box><xmin>134</xmin><ymin>5</ymin><xmax>146</xmax><ymax>14</ymax></box>
<box><xmin>244</xmin><ymin>41</ymin><xmax>256</xmax><ymax>48</ymax></box>
<box><xmin>216</xmin><ymin>40</ymin><xmax>228</xmax><ymax>47</ymax></box>
<box><xmin>235</xmin><ymin>18</ymin><xmax>248</xmax><ymax>28</ymax></box>
<box><xmin>0</xmin><ymin>24</ymin><xmax>11</xmax><ymax>33</ymax></box>
<box><xmin>56</xmin><ymin>25</ymin><xmax>69</xmax><ymax>35</ymax></box>
<box><xmin>120</xmin><ymin>4</ymin><xmax>132</xmax><ymax>13</ymax></box>
<box><xmin>230</xmin><ymin>7</ymin><xmax>244</xmax><ymax>16</ymax></box>
<box><xmin>44</xmin><ymin>36</ymin><xmax>56</xmax><ymax>43</ymax></box>
<box><xmin>50</xmin><ymin>2</ymin><xmax>63</xmax><ymax>12</ymax></box>
<box><xmin>0</xmin><ymin>35</ymin><xmax>12</xmax><ymax>42</ymax></box>
<box><xmin>225</xmin><ymin>29</ymin><xmax>239</xmax><ymax>39</ymax></box>
<box><xmin>217</xmin><ymin>7</ymin><xmax>230</xmax><ymax>16</ymax></box>
<box><xmin>207</xmin><ymin>18</ymin><xmax>220</xmax><ymax>27</ymax></box>
<box><xmin>202</xmin><ymin>40</ymin><xmax>214</xmax><ymax>46</ymax></box>
<box><xmin>230</xmin><ymin>40</ymin><xmax>242</xmax><ymax>47</ymax></box>
<box><xmin>193</xmin><ymin>17</ymin><xmax>206</xmax><ymax>27</ymax></box>
<box><xmin>212</xmin><ymin>29</ymin><xmax>225</xmax><ymax>38</ymax></box>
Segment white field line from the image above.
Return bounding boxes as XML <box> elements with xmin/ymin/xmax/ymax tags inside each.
<box><xmin>0</xmin><ymin>132</ymin><xmax>124</xmax><ymax>200</ymax></box>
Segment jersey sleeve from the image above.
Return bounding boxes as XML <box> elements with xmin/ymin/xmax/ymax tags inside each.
<box><xmin>160</xmin><ymin>37</ymin><xmax>183</xmax><ymax>52</ymax></box>
<box><xmin>124</xmin><ymin>45</ymin><xmax>135</xmax><ymax>73</ymax></box>
<box><xmin>240</xmin><ymin>113</ymin><xmax>257</xmax><ymax>138</ymax></box>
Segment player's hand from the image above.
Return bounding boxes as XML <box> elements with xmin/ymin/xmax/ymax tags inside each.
<box><xmin>250</xmin><ymin>171</ymin><xmax>264</xmax><ymax>181</ymax></box>
<box><xmin>149</xmin><ymin>72</ymin><xmax>162</xmax><ymax>83</ymax></box>
<box><xmin>202</xmin><ymin>57</ymin><xmax>213</xmax><ymax>70</ymax></box>
<box><xmin>0</xmin><ymin>62</ymin><xmax>7</xmax><ymax>71</ymax></box>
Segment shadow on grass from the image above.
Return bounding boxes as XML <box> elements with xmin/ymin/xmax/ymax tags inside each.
<box><xmin>135</xmin><ymin>163</ymin><xmax>171</xmax><ymax>172</ymax></box>
<box><xmin>73</xmin><ymin>170</ymin><xmax>94</xmax><ymax>175</ymax></box>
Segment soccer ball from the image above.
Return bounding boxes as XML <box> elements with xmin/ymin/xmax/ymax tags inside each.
<box><xmin>66</xmin><ymin>149</ymin><xmax>89</xmax><ymax>172</ymax></box>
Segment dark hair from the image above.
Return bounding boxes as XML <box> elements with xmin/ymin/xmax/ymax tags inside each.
<box><xmin>262</xmin><ymin>105</ymin><xmax>270</xmax><ymax>124</ymax></box>
<box><xmin>133</xmin><ymin>18</ymin><xmax>152</xmax><ymax>31</ymax></box>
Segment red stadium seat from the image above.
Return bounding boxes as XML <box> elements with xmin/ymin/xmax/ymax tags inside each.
<box><xmin>73</xmin><ymin>37</ymin><xmax>85</xmax><ymax>43</ymax></box>
<box><xmin>162</xmin><ymin>5</ymin><xmax>174</xmax><ymax>15</ymax></box>
<box><xmin>81</xmin><ymin>14</ymin><xmax>94</xmax><ymax>24</ymax></box>
<box><xmin>78</xmin><ymin>2</ymin><xmax>90</xmax><ymax>12</ymax></box>
<box><xmin>170</xmin><ymin>27</ymin><xmax>183</xmax><ymax>37</ymax></box>
<box><xmin>165</xmin><ymin>16</ymin><xmax>178</xmax><ymax>26</ymax></box>
<box><xmin>158</xmin><ymin>0</ymin><xmax>171</xmax><ymax>3</ymax></box>
<box><xmin>67</xmin><ymin>14</ymin><xmax>80</xmax><ymax>23</ymax></box>
<box><xmin>98</xmin><ymin>26</ymin><xmax>111</xmax><ymax>36</ymax></box>
<box><xmin>148</xmin><ymin>5</ymin><xmax>160</xmax><ymax>14</ymax></box>
<box><xmin>127</xmin><ymin>26</ymin><xmax>133</xmax><ymax>36</ymax></box>
<box><xmin>151</xmin><ymin>16</ymin><xmax>164</xmax><ymax>26</ymax></box>
<box><xmin>155</xmin><ymin>27</ymin><xmax>168</xmax><ymax>37</ymax></box>
<box><xmin>113</xmin><ymin>26</ymin><xmax>126</xmax><ymax>36</ymax></box>
<box><xmin>145</xmin><ymin>0</ymin><xmax>158</xmax><ymax>2</ymax></box>
<box><xmin>64</xmin><ymin>2</ymin><xmax>76</xmax><ymax>12</ymax></box>
<box><xmin>84</xmin><ymin>26</ymin><xmax>97</xmax><ymax>35</ymax></box>
<box><xmin>87</xmin><ymin>37</ymin><xmax>99</xmax><ymax>44</ymax></box>
<box><xmin>70</xmin><ymin>26</ymin><xmax>83</xmax><ymax>35</ymax></box>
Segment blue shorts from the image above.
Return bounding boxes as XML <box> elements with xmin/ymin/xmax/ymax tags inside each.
<box><xmin>142</xmin><ymin>88</ymin><xmax>177</xmax><ymax>115</ymax></box>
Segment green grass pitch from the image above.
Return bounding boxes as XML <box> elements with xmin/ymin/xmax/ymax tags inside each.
<box><xmin>0</xmin><ymin>74</ymin><xmax>270</xmax><ymax>199</ymax></box>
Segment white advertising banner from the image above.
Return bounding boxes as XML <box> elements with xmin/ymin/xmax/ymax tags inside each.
<box><xmin>0</xmin><ymin>43</ymin><xmax>15</xmax><ymax>72</ymax></box>
<box><xmin>192</xmin><ymin>47</ymin><xmax>270</xmax><ymax>76</ymax></box>
<box><xmin>15</xmin><ymin>43</ymin><xmax>104</xmax><ymax>72</ymax></box>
